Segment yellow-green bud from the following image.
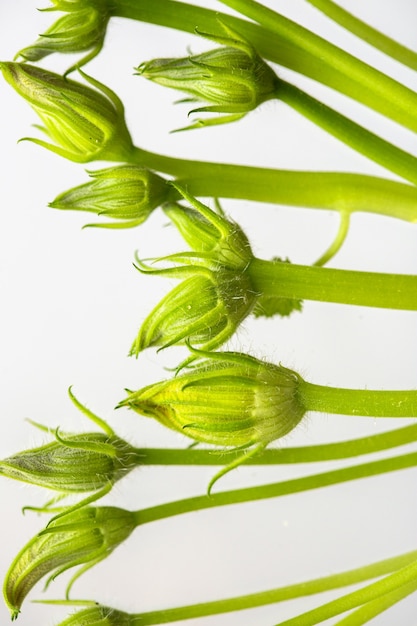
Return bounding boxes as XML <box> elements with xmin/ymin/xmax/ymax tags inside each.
<box><xmin>0</xmin><ymin>389</ymin><xmax>140</xmax><ymax>510</ymax></box>
<box><xmin>50</xmin><ymin>166</ymin><xmax>172</xmax><ymax>228</ymax></box>
<box><xmin>0</xmin><ymin>62</ymin><xmax>133</xmax><ymax>163</ymax></box>
<box><xmin>131</xmin><ymin>186</ymin><xmax>256</xmax><ymax>355</ymax></box>
<box><xmin>136</xmin><ymin>22</ymin><xmax>279</xmax><ymax>129</ymax></box>
<box><xmin>120</xmin><ymin>350</ymin><xmax>306</xmax><ymax>448</ymax></box>
<box><xmin>4</xmin><ymin>506</ymin><xmax>136</xmax><ymax>620</ymax></box>
<box><xmin>163</xmin><ymin>193</ymin><xmax>252</xmax><ymax>270</ymax></box>
<box><xmin>0</xmin><ymin>430</ymin><xmax>137</xmax><ymax>494</ymax></box>
<box><xmin>56</xmin><ymin>604</ymin><xmax>133</xmax><ymax>626</ymax></box>
<box><xmin>16</xmin><ymin>1</ymin><xmax>110</xmax><ymax>73</ymax></box>
<box><xmin>132</xmin><ymin>269</ymin><xmax>255</xmax><ymax>355</ymax></box>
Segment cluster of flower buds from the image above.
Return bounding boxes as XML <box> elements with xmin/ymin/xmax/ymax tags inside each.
<box><xmin>131</xmin><ymin>185</ymin><xmax>257</xmax><ymax>356</ymax></box>
<box><xmin>0</xmin><ymin>62</ymin><xmax>133</xmax><ymax>163</ymax></box>
<box><xmin>137</xmin><ymin>22</ymin><xmax>279</xmax><ymax>130</ymax></box>
<box><xmin>4</xmin><ymin>505</ymin><xmax>137</xmax><ymax>619</ymax></box>
<box><xmin>16</xmin><ymin>0</ymin><xmax>110</xmax><ymax>73</ymax></box>
<box><xmin>0</xmin><ymin>10</ymin><xmax>310</xmax><ymax>622</ymax></box>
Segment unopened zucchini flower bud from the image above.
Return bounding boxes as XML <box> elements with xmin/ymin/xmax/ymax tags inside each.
<box><xmin>131</xmin><ymin>185</ymin><xmax>256</xmax><ymax>356</ymax></box>
<box><xmin>119</xmin><ymin>349</ymin><xmax>305</xmax><ymax>455</ymax></box>
<box><xmin>16</xmin><ymin>0</ymin><xmax>110</xmax><ymax>74</ymax></box>
<box><xmin>0</xmin><ymin>389</ymin><xmax>139</xmax><ymax>511</ymax></box>
<box><xmin>0</xmin><ymin>62</ymin><xmax>133</xmax><ymax>163</ymax></box>
<box><xmin>4</xmin><ymin>505</ymin><xmax>137</xmax><ymax>619</ymax></box>
<box><xmin>56</xmin><ymin>604</ymin><xmax>133</xmax><ymax>626</ymax></box>
<box><xmin>136</xmin><ymin>22</ymin><xmax>279</xmax><ymax>130</ymax></box>
<box><xmin>50</xmin><ymin>166</ymin><xmax>172</xmax><ymax>228</ymax></box>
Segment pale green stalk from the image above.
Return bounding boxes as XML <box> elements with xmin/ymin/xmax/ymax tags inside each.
<box><xmin>138</xmin><ymin>423</ymin><xmax>417</xmax><ymax>466</ymax></box>
<box><xmin>248</xmin><ymin>258</ymin><xmax>417</xmax><ymax>311</ymax></box>
<box><xmin>127</xmin><ymin>551</ymin><xmax>417</xmax><ymax>625</ymax></box>
<box><xmin>334</xmin><ymin>580</ymin><xmax>417</xmax><ymax>625</ymax></box>
<box><xmin>133</xmin><ymin>451</ymin><xmax>417</xmax><ymax>526</ymax></box>
<box><xmin>217</xmin><ymin>0</ymin><xmax>417</xmax><ymax>132</ymax></box>
<box><xmin>306</xmin><ymin>0</ymin><xmax>417</xmax><ymax>71</ymax></box>
<box><xmin>127</xmin><ymin>146</ymin><xmax>417</xmax><ymax>222</ymax></box>
<box><xmin>273</xmin><ymin>559</ymin><xmax>417</xmax><ymax>625</ymax></box>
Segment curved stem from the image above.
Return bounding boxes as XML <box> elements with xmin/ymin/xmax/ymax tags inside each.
<box><xmin>133</xmin><ymin>451</ymin><xmax>417</xmax><ymax>526</ymax></box>
<box><xmin>129</xmin><ymin>551</ymin><xmax>417</xmax><ymax>625</ymax></box>
<box><xmin>276</xmin><ymin>81</ymin><xmax>417</xmax><ymax>186</ymax></box>
<box><xmin>273</xmin><ymin>559</ymin><xmax>417</xmax><ymax>626</ymax></box>
<box><xmin>298</xmin><ymin>382</ymin><xmax>417</xmax><ymax>417</ymax></box>
<box><xmin>248</xmin><ymin>257</ymin><xmax>417</xmax><ymax>311</ymax></box>
<box><xmin>334</xmin><ymin>580</ymin><xmax>417</xmax><ymax>625</ymax></box>
<box><xmin>313</xmin><ymin>210</ymin><xmax>350</xmax><ymax>266</ymax></box>
<box><xmin>135</xmin><ymin>423</ymin><xmax>417</xmax><ymax>466</ymax></box>
<box><xmin>306</xmin><ymin>0</ymin><xmax>417</xmax><ymax>72</ymax></box>
<box><xmin>128</xmin><ymin>146</ymin><xmax>417</xmax><ymax>223</ymax></box>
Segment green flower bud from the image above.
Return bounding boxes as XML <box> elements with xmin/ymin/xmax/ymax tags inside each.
<box><xmin>0</xmin><ymin>389</ymin><xmax>139</xmax><ymax>511</ymax></box>
<box><xmin>136</xmin><ymin>22</ymin><xmax>279</xmax><ymax>129</ymax></box>
<box><xmin>163</xmin><ymin>195</ymin><xmax>251</xmax><ymax>270</ymax></box>
<box><xmin>120</xmin><ymin>350</ymin><xmax>306</xmax><ymax>449</ymax></box>
<box><xmin>0</xmin><ymin>62</ymin><xmax>133</xmax><ymax>163</ymax></box>
<box><xmin>132</xmin><ymin>269</ymin><xmax>255</xmax><ymax>355</ymax></box>
<box><xmin>50</xmin><ymin>166</ymin><xmax>172</xmax><ymax>228</ymax></box>
<box><xmin>0</xmin><ymin>430</ymin><xmax>136</xmax><ymax>493</ymax></box>
<box><xmin>4</xmin><ymin>505</ymin><xmax>136</xmax><ymax>620</ymax></box>
<box><xmin>57</xmin><ymin>604</ymin><xmax>133</xmax><ymax>626</ymax></box>
<box><xmin>131</xmin><ymin>186</ymin><xmax>256</xmax><ymax>355</ymax></box>
<box><xmin>16</xmin><ymin>1</ymin><xmax>110</xmax><ymax>73</ymax></box>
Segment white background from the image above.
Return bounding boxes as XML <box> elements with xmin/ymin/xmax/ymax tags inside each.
<box><xmin>0</xmin><ymin>1</ymin><xmax>416</xmax><ymax>624</ymax></box>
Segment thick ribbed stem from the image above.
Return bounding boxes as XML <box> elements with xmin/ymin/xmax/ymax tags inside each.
<box><xmin>127</xmin><ymin>146</ymin><xmax>417</xmax><ymax>222</ymax></box>
<box><xmin>248</xmin><ymin>257</ymin><xmax>417</xmax><ymax>311</ymax></box>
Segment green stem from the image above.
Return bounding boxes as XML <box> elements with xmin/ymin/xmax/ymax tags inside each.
<box><xmin>273</xmin><ymin>560</ymin><xmax>417</xmax><ymax>626</ymax></box>
<box><xmin>128</xmin><ymin>146</ymin><xmax>417</xmax><ymax>223</ymax></box>
<box><xmin>135</xmin><ymin>423</ymin><xmax>417</xmax><ymax>465</ymax></box>
<box><xmin>276</xmin><ymin>81</ymin><xmax>417</xmax><ymax>186</ymax></box>
<box><xmin>248</xmin><ymin>257</ymin><xmax>417</xmax><ymax>310</ymax></box>
<box><xmin>110</xmin><ymin>0</ymin><xmax>417</xmax><ymax>132</ymax></box>
<box><xmin>313</xmin><ymin>211</ymin><xmax>350</xmax><ymax>266</ymax></box>
<box><xmin>129</xmin><ymin>551</ymin><xmax>417</xmax><ymax>625</ymax></box>
<box><xmin>306</xmin><ymin>0</ymin><xmax>417</xmax><ymax>72</ymax></box>
<box><xmin>298</xmin><ymin>382</ymin><xmax>417</xmax><ymax>417</ymax></box>
<box><xmin>133</xmin><ymin>451</ymin><xmax>417</xmax><ymax>526</ymax></box>
<box><xmin>334</xmin><ymin>580</ymin><xmax>417</xmax><ymax>625</ymax></box>
<box><xmin>217</xmin><ymin>0</ymin><xmax>417</xmax><ymax>133</ymax></box>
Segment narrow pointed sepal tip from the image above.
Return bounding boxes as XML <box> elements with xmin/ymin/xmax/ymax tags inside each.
<box><xmin>10</xmin><ymin>608</ymin><xmax>20</xmax><ymax>621</ymax></box>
